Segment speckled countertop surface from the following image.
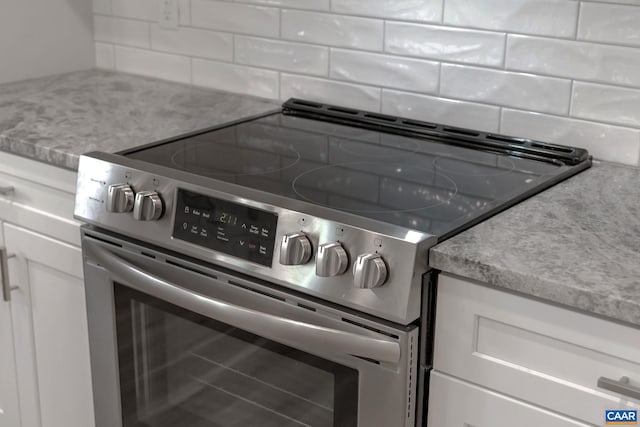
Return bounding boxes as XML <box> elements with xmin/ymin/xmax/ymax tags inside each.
<box><xmin>1</xmin><ymin>70</ymin><xmax>639</xmax><ymax>327</ymax></box>
<box><xmin>0</xmin><ymin>69</ymin><xmax>278</xmax><ymax>170</ymax></box>
<box><xmin>430</xmin><ymin>160</ymin><xmax>640</xmax><ymax>327</ymax></box>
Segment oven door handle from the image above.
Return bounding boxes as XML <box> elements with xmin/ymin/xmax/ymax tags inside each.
<box><xmin>85</xmin><ymin>241</ymin><xmax>401</xmax><ymax>364</ymax></box>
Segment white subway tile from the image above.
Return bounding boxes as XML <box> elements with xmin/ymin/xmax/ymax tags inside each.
<box><xmin>330</xmin><ymin>49</ymin><xmax>439</xmax><ymax>93</ymax></box>
<box><xmin>235</xmin><ymin>37</ymin><xmax>328</xmax><ymax>76</ymax></box>
<box><xmin>440</xmin><ymin>64</ymin><xmax>571</xmax><ymax>115</ymax></box>
<box><xmin>572</xmin><ymin>82</ymin><xmax>640</xmax><ymax>128</ymax></box>
<box><xmin>151</xmin><ymin>25</ymin><xmax>232</xmax><ymax>61</ymax></box>
<box><xmin>444</xmin><ymin>0</ymin><xmax>578</xmax><ymax>37</ymax></box>
<box><xmin>94</xmin><ymin>16</ymin><xmax>150</xmax><ymax>48</ymax></box>
<box><xmin>112</xmin><ymin>0</ymin><xmax>155</xmax><ymax>20</ymax></box>
<box><xmin>191</xmin><ymin>0</ymin><xmax>279</xmax><ymax>37</ymax></box>
<box><xmin>579</xmin><ymin>3</ymin><xmax>640</xmax><ymax>47</ymax></box>
<box><xmin>331</xmin><ymin>0</ymin><xmax>442</xmax><ymax>23</ymax></box>
<box><xmin>382</xmin><ymin>89</ymin><xmax>500</xmax><ymax>132</ymax></box>
<box><xmin>506</xmin><ymin>35</ymin><xmax>640</xmax><ymax>87</ymax></box>
<box><xmin>281</xmin><ymin>10</ymin><xmax>383</xmax><ymax>51</ymax></box>
<box><xmin>95</xmin><ymin>42</ymin><xmax>115</xmax><ymax>69</ymax></box>
<box><xmin>113</xmin><ymin>0</ymin><xmax>190</xmax><ymax>24</ymax></box>
<box><xmin>501</xmin><ymin>109</ymin><xmax>640</xmax><ymax>166</ymax></box>
<box><xmin>93</xmin><ymin>0</ymin><xmax>111</xmax><ymax>15</ymax></box>
<box><xmin>115</xmin><ymin>46</ymin><xmax>191</xmax><ymax>83</ymax></box>
<box><xmin>193</xmin><ymin>59</ymin><xmax>279</xmax><ymax>99</ymax></box>
<box><xmin>386</xmin><ymin>22</ymin><xmax>505</xmax><ymax>66</ymax></box>
<box><xmin>228</xmin><ymin>0</ymin><xmax>329</xmax><ymax>10</ymax></box>
<box><xmin>280</xmin><ymin>74</ymin><xmax>381</xmax><ymax>111</ymax></box>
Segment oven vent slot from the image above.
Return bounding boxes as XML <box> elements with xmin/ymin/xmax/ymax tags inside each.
<box><xmin>165</xmin><ymin>259</ymin><xmax>218</xmax><ymax>280</ymax></box>
<box><xmin>364</xmin><ymin>112</ymin><xmax>396</xmax><ymax>122</ymax></box>
<box><xmin>228</xmin><ymin>280</ymin><xmax>286</xmax><ymax>302</ymax></box>
<box><xmin>84</xmin><ymin>233</ymin><xmax>123</xmax><ymax>248</ymax></box>
<box><xmin>353</xmin><ymin>355</ymin><xmax>381</xmax><ymax>365</ymax></box>
<box><xmin>487</xmin><ymin>134</ymin><xmax>525</xmax><ymax>144</ymax></box>
<box><xmin>531</xmin><ymin>142</ymin><xmax>574</xmax><ymax>153</ymax></box>
<box><xmin>140</xmin><ymin>251</ymin><xmax>156</xmax><ymax>259</ymax></box>
<box><xmin>297</xmin><ymin>303</ymin><xmax>316</xmax><ymax>312</ymax></box>
<box><xmin>290</xmin><ymin>99</ymin><xmax>322</xmax><ymax>108</ymax></box>
<box><xmin>402</xmin><ymin>119</ymin><xmax>437</xmax><ymax>129</ymax></box>
<box><xmin>341</xmin><ymin>318</ymin><xmax>399</xmax><ymax>340</ymax></box>
<box><xmin>442</xmin><ymin>126</ymin><xmax>479</xmax><ymax>137</ymax></box>
<box><xmin>328</xmin><ymin>106</ymin><xmax>359</xmax><ymax>115</ymax></box>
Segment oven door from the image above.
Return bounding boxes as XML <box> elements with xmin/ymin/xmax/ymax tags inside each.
<box><xmin>82</xmin><ymin>230</ymin><xmax>419</xmax><ymax>427</ymax></box>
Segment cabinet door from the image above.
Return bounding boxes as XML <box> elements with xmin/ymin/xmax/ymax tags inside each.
<box><xmin>5</xmin><ymin>223</ymin><xmax>94</xmax><ymax>427</ymax></box>
<box><xmin>433</xmin><ymin>274</ymin><xmax>640</xmax><ymax>425</ymax></box>
<box><xmin>0</xmin><ymin>223</ymin><xmax>20</xmax><ymax>427</ymax></box>
<box><xmin>428</xmin><ymin>371</ymin><xmax>591</xmax><ymax>427</ymax></box>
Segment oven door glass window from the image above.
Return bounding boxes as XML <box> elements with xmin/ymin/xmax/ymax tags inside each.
<box><xmin>115</xmin><ymin>284</ymin><xmax>359</xmax><ymax>427</ymax></box>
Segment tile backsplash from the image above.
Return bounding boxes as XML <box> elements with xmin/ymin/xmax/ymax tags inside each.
<box><xmin>93</xmin><ymin>0</ymin><xmax>640</xmax><ymax>166</ymax></box>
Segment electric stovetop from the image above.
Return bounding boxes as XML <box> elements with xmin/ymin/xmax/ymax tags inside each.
<box><xmin>124</xmin><ymin>99</ymin><xmax>591</xmax><ymax>240</ymax></box>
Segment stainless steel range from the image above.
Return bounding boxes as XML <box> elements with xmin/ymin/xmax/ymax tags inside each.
<box><xmin>74</xmin><ymin>99</ymin><xmax>591</xmax><ymax>427</ymax></box>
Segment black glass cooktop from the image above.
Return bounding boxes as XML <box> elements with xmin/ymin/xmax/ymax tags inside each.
<box><xmin>126</xmin><ymin>99</ymin><xmax>590</xmax><ymax>239</ymax></box>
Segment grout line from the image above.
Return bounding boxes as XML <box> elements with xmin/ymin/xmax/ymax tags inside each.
<box><xmin>568</xmin><ymin>80</ymin><xmax>575</xmax><ymax>116</ymax></box>
<box><xmin>574</xmin><ymin>1</ymin><xmax>582</xmax><ymax>41</ymax></box>
<box><xmin>501</xmin><ymin>33</ymin><xmax>508</xmax><ymax>69</ymax></box>
<box><xmin>189</xmin><ymin>57</ymin><xmax>194</xmax><ymax>84</ymax></box>
<box><xmin>231</xmin><ymin>34</ymin><xmax>236</xmax><ymax>62</ymax></box>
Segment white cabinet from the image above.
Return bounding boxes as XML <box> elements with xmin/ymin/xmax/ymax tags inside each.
<box><xmin>0</xmin><ymin>152</ymin><xmax>94</xmax><ymax>427</ymax></box>
<box><xmin>0</xmin><ymin>233</ymin><xmax>20</xmax><ymax>426</ymax></box>
<box><xmin>428</xmin><ymin>371</ymin><xmax>591</xmax><ymax>427</ymax></box>
<box><xmin>428</xmin><ymin>273</ymin><xmax>640</xmax><ymax>427</ymax></box>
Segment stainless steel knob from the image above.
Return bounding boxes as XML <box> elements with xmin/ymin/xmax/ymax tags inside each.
<box><xmin>280</xmin><ymin>232</ymin><xmax>312</xmax><ymax>265</ymax></box>
<box><xmin>316</xmin><ymin>242</ymin><xmax>348</xmax><ymax>277</ymax></box>
<box><xmin>353</xmin><ymin>254</ymin><xmax>387</xmax><ymax>289</ymax></box>
<box><xmin>133</xmin><ymin>191</ymin><xmax>163</xmax><ymax>221</ymax></box>
<box><xmin>106</xmin><ymin>184</ymin><xmax>134</xmax><ymax>213</ymax></box>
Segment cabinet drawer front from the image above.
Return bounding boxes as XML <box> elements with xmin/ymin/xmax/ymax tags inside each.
<box><xmin>428</xmin><ymin>371</ymin><xmax>590</xmax><ymax>427</ymax></box>
<box><xmin>434</xmin><ymin>274</ymin><xmax>640</xmax><ymax>425</ymax></box>
<box><xmin>0</xmin><ymin>153</ymin><xmax>80</xmax><ymax>245</ymax></box>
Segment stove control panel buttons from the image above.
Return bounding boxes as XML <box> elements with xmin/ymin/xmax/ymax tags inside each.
<box><xmin>353</xmin><ymin>253</ymin><xmax>387</xmax><ymax>289</ymax></box>
<box><xmin>133</xmin><ymin>191</ymin><xmax>163</xmax><ymax>221</ymax></box>
<box><xmin>280</xmin><ymin>232</ymin><xmax>312</xmax><ymax>265</ymax></box>
<box><xmin>316</xmin><ymin>242</ymin><xmax>348</xmax><ymax>277</ymax></box>
<box><xmin>106</xmin><ymin>184</ymin><xmax>134</xmax><ymax>213</ymax></box>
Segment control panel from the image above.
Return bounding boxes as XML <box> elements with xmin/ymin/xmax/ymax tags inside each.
<box><xmin>74</xmin><ymin>154</ymin><xmax>435</xmax><ymax>323</ymax></box>
<box><xmin>173</xmin><ymin>189</ymin><xmax>277</xmax><ymax>267</ymax></box>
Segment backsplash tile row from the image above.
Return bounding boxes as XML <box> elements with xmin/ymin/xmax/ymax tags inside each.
<box><xmin>93</xmin><ymin>0</ymin><xmax>640</xmax><ymax>166</ymax></box>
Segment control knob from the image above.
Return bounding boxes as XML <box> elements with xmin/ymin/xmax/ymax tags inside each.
<box><xmin>133</xmin><ymin>191</ymin><xmax>163</xmax><ymax>221</ymax></box>
<box><xmin>106</xmin><ymin>184</ymin><xmax>134</xmax><ymax>213</ymax></box>
<box><xmin>316</xmin><ymin>242</ymin><xmax>348</xmax><ymax>277</ymax></box>
<box><xmin>280</xmin><ymin>232</ymin><xmax>312</xmax><ymax>265</ymax></box>
<box><xmin>353</xmin><ymin>254</ymin><xmax>387</xmax><ymax>289</ymax></box>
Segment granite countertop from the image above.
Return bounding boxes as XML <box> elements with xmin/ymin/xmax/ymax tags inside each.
<box><xmin>0</xmin><ymin>69</ymin><xmax>278</xmax><ymax>170</ymax></box>
<box><xmin>1</xmin><ymin>70</ymin><xmax>638</xmax><ymax>327</ymax></box>
<box><xmin>430</xmin><ymin>160</ymin><xmax>640</xmax><ymax>327</ymax></box>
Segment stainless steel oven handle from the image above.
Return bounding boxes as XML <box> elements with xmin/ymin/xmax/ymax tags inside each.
<box><xmin>85</xmin><ymin>240</ymin><xmax>401</xmax><ymax>363</ymax></box>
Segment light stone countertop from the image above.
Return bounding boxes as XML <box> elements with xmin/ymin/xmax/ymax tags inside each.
<box><xmin>430</xmin><ymin>161</ymin><xmax>640</xmax><ymax>327</ymax></box>
<box><xmin>0</xmin><ymin>69</ymin><xmax>278</xmax><ymax>170</ymax></box>
<box><xmin>1</xmin><ymin>70</ymin><xmax>638</xmax><ymax>327</ymax></box>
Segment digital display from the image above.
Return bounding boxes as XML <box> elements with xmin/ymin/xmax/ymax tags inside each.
<box><xmin>172</xmin><ymin>189</ymin><xmax>278</xmax><ymax>267</ymax></box>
